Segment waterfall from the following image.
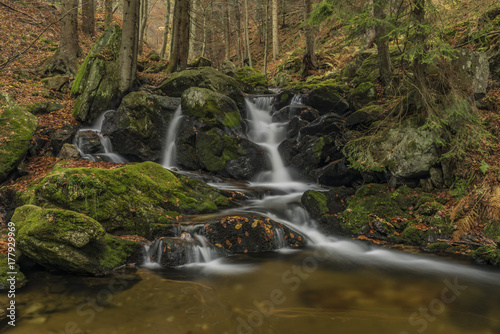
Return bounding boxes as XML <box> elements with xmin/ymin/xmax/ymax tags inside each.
<box><xmin>162</xmin><ymin>106</ymin><xmax>183</xmax><ymax>168</ymax></box>
<box><xmin>290</xmin><ymin>94</ymin><xmax>304</xmax><ymax>105</ymax></box>
<box><xmin>74</xmin><ymin>110</ymin><xmax>128</xmax><ymax>164</ymax></box>
<box><xmin>187</xmin><ymin>235</ymin><xmax>224</xmax><ymax>263</ymax></box>
<box><xmin>245</xmin><ymin>96</ymin><xmax>293</xmax><ymax>184</ymax></box>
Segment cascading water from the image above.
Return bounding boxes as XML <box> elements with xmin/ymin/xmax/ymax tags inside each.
<box><xmin>290</xmin><ymin>94</ymin><xmax>304</xmax><ymax>105</ymax></box>
<box><xmin>162</xmin><ymin>106</ymin><xmax>183</xmax><ymax>168</ymax></box>
<box><xmin>245</xmin><ymin>96</ymin><xmax>294</xmax><ymax>184</ymax></box>
<box><xmin>74</xmin><ymin>110</ymin><xmax>128</xmax><ymax>163</ymax></box>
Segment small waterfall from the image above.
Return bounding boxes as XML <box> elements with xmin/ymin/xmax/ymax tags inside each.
<box><xmin>245</xmin><ymin>96</ymin><xmax>293</xmax><ymax>184</ymax></box>
<box><xmin>74</xmin><ymin>110</ymin><xmax>128</xmax><ymax>164</ymax></box>
<box><xmin>290</xmin><ymin>94</ymin><xmax>304</xmax><ymax>105</ymax></box>
<box><xmin>142</xmin><ymin>245</ymin><xmax>161</xmax><ymax>269</ymax></box>
<box><xmin>187</xmin><ymin>235</ymin><xmax>224</xmax><ymax>263</ymax></box>
<box><xmin>162</xmin><ymin>106</ymin><xmax>183</xmax><ymax>168</ymax></box>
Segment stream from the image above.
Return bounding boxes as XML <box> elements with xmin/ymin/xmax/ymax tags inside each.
<box><xmin>2</xmin><ymin>96</ymin><xmax>500</xmax><ymax>334</ymax></box>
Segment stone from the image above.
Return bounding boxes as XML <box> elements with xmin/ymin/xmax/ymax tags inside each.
<box><xmin>42</xmin><ymin>75</ymin><xmax>71</xmax><ymax>92</ymax></box>
<box><xmin>429</xmin><ymin>167</ymin><xmax>444</xmax><ymax>189</ymax></box>
<box><xmin>0</xmin><ymin>102</ymin><xmax>37</xmax><ymax>184</ymax></box>
<box><xmin>58</xmin><ymin>143</ymin><xmax>81</xmax><ymax>160</ymax></box>
<box><xmin>75</xmin><ymin>130</ymin><xmax>104</xmax><ymax>154</ymax></box>
<box><xmin>299</xmin><ymin>113</ymin><xmax>343</xmax><ymax>137</ymax></box>
<box><xmin>189</xmin><ymin>56</ymin><xmax>212</xmax><ymax>68</ymax></box>
<box><xmin>19</xmin><ymin>161</ymin><xmax>235</xmax><ymax>236</ymax></box>
<box><xmin>102</xmin><ymin>92</ymin><xmax>181</xmax><ymax>161</ymax></box>
<box><xmin>272</xmin><ymin>105</ymin><xmax>319</xmax><ymax>122</ymax></box>
<box><xmin>304</xmin><ymin>85</ymin><xmax>350</xmax><ymax>115</ymax></box>
<box><xmin>313</xmin><ymin>159</ymin><xmax>360</xmax><ymax>187</ymax></box>
<box><xmin>349</xmin><ymin>82</ymin><xmax>377</xmax><ymax>110</ymax></box>
<box><xmin>26</xmin><ymin>101</ymin><xmax>64</xmax><ymax>115</ymax></box>
<box><xmin>12</xmin><ymin>205</ymin><xmax>141</xmax><ymax>276</ymax></box>
<box><xmin>71</xmin><ymin>25</ymin><xmax>122</xmax><ymax>124</ymax></box>
<box><xmin>49</xmin><ymin>124</ymin><xmax>80</xmax><ymax>156</ymax></box>
<box><xmin>453</xmin><ymin>49</ymin><xmax>490</xmax><ymax>99</ymax></box>
<box><xmin>221</xmin><ymin>60</ymin><xmax>237</xmax><ymax>76</ymax></box>
<box><xmin>149</xmin><ymin>237</ymin><xmax>228</xmax><ymax>266</ymax></box>
<box><xmin>235</xmin><ymin>67</ymin><xmax>269</xmax><ymax>93</ymax></box>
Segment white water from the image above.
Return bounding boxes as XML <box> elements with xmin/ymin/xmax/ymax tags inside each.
<box><xmin>245</xmin><ymin>96</ymin><xmax>293</xmax><ymax>184</ymax></box>
<box><xmin>290</xmin><ymin>94</ymin><xmax>304</xmax><ymax>105</ymax></box>
<box><xmin>162</xmin><ymin>106</ymin><xmax>183</xmax><ymax>168</ymax></box>
<box><xmin>74</xmin><ymin>110</ymin><xmax>128</xmax><ymax>164</ymax></box>
<box><xmin>142</xmin><ymin>244</ymin><xmax>162</xmax><ymax>269</ymax></box>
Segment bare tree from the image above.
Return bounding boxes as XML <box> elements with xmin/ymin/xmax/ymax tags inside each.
<box><xmin>104</xmin><ymin>0</ymin><xmax>114</xmax><ymax>26</ymax></box>
<box><xmin>271</xmin><ymin>0</ymin><xmax>278</xmax><ymax>61</ymax></box>
<box><xmin>224</xmin><ymin>0</ymin><xmax>231</xmax><ymax>60</ymax></box>
<box><xmin>301</xmin><ymin>0</ymin><xmax>318</xmax><ymax>77</ymax></box>
<box><xmin>167</xmin><ymin>0</ymin><xmax>190</xmax><ymax>72</ymax></box>
<box><xmin>244</xmin><ymin>0</ymin><xmax>252</xmax><ymax>67</ymax></box>
<box><xmin>138</xmin><ymin>0</ymin><xmax>149</xmax><ymax>54</ymax></box>
<box><xmin>160</xmin><ymin>0</ymin><xmax>173</xmax><ymax>58</ymax></box>
<box><xmin>82</xmin><ymin>0</ymin><xmax>95</xmax><ymax>35</ymax></box>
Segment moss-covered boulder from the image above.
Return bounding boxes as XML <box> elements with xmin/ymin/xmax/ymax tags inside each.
<box><xmin>349</xmin><ymin>82</ymin><xmax>377</xmax><ymax>110</ymax></box>
<box><xmin>71</xmin><ymin>25</ymin><xmax>122</xmax><ymax>124</ymax></box>
<box><xmin>19</xmin><ymin>161</ymin><xmax>234</xmax><ymax>235</ymax></box>
<box><xmin>181</xmin><ymin>87</ymin><xmax>242</xmax><ymax>130</ymax></box>
<box><xmin>0</xmin><ymin>254</ymin><xmax>27</xmax><ymax>289</ymax></box>
<box><xmin>304</xmin><ymin>85</ymin><xmax>350</xmax><ymax>115</ymax></box>
<box><xmin>102</xmin><ymin>92</ymin><xmax>181</xmax><ymax>161</ymax></box>
<box><xmin>472</xmin><ymin>245</ymin><xmax>500</xmax><ymax>266</ymax></box>
<box><xmin>158</xmin><ymin>67</ymin><xmax>248</xmax><ymax>106</ymax></box>
<box><xmin>235</xmin><ymin>67</ymin><xmax>269</xmax><ymax>93</ymax></box>
<box><xmin>189</xmin><ymin>56</ymin><xmax>212</xmax><ymax>68</ymax></box>
<box><xmin>12</xmin><ymin>205</ymin><xmax>141</xmax><ymax>275</ymax></box>
<box><xmin>0</xmin><ymin>99</ymin><xmax>37</xmax><ymax>184</ymax></box>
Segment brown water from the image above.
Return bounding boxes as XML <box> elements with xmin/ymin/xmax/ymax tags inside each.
<box><xmin>3</xmin><ymin>248</ymin><xmax>500</xmax><ymax>334</ymax></box>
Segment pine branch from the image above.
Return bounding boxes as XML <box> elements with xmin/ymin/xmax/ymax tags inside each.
<box><xmin>454</xmin><ymin>30</ymin><xmax>500</xmax><ymax>49</ymax></box>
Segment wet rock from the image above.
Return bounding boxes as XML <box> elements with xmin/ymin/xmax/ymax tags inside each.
<box><xmin>102</xmin><ymin>92</ymin><xmax>181</xmax><ymax>161</ymax></box>
<box><xmin>304</xmin><ymin>85</ymin><xmax>350</xmax><ymax>115</ymax></box>
<box><xmin>299</xmin><ymin>113</ymin><xmax>343</xmax><ymax>137</ymax></box>
<box><xmin>272</xmin><ymin>105</ymin><xmax>319</xmax><ymax>122</ymax></box>
<box><xmin>58</xmin><ymin>143</ymin><xmax>81</xmax><ymax>160</ymax></box>
<box><xmin>225</xmin><ymin>139</ymin><xmax>266</xmax><ymax>180</ymax></box>
<box><xmin>71</xmin><ymin>25</ymin><xmax>122</xmax><ymax>123</ymax></box>
<box><xmin>12</xmin><ymin>205</ymin><xmax>142</xmax><ymax>276</ymax></box>
<box><xmin>75</xmin><ymin>130</ymin><xmax>104</xmax><ymax>154</ymax></box>
<box><xmin>0</xmin><ymin>254</ymin><xmax>27</xmax><ymax>289</ymax></box>
<box><xmin>49</xmin><ymin>124</ymin><xmax>80</xmax><ymax>156</ymax></box>
<box><xmin>312</xmin><ymin>159</ymin><xmax>360</xmax><ymax>187</ymax></box>
<box><xmin>202</xmin><ymin>215</ymin><xmax>307</xmax><ymax>253</ymax></box>
<box><xmin>278</xmin><ymin>138</ymin><xmax>299</xmax><ymax>166</ymax></box>
<box><xmin>286</xmin><ymin>116</ymin><xmax>309</xmax><ymax>138</ymax></box>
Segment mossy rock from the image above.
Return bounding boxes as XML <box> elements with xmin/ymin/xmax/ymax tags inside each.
<box><xmin>189</xmin><ymin>56</ymin><xmax>212</xmax><ymax>68</ymax></box>
<box><xmin>401</xmin><ymin>225</ymin><xmax>427</xmax><ymax>246</ymax></box>
<box><xmin>483</xmin><ymin>220</ymin><xmax>500</xmax><ymax>246</ymax></box>
<box><xmin>301</xmin><ymin>190</ymin><xmax>329</xmax><ymax>218</ymax></box>
<box><xmin>157</xmin><ymin>67</ymin><xmax>248</xmax><ymax>107</ymax></box>
<box><xmin>349</xmin><ymin>82</ymin><xmax>377</xmax><ymax>110</ymax></box>
<box><xmin>0</xmin><ymin>254</ymin><xmax>26</xmax><ymax>289</ymax></box>
<box><xmin>472</xmin><ymin>245</ymin><xmax>500</xmax><ymax>266</ymax></box>
<box><xmin>12</xmin><ymin>205</ymin><xmax>141</xmax><ymax>275</ymax></box>
<box><xmin>340</xmin><ymin>184</ymin><xmax>411</xmax><ymax>235</ymax></box>
<box><xmin>0</xmin><ymin>102</ymin><xmax>37</xmax><ymax>184</ymax></box>
<box><xmin>19</xmin><ymin>161</ymin><xmax>234</xmax><ymax>235</ymax></box>
<box><xmin>181</xmin><ymin>87</ymin><xmax>242</xmax><ymax>129</ymax></box>
<box><xmin>235</xmin><ymin>67</ymin><xmax>269</xmax><ymax>93</ymax></box>
<box><xmin>102</xmin><ymin>91</ymin><xmax>181</xmax><ymax>161</ymax></box>
<box><xmin>304</xmin><ymin>84</ymin><xmax>350</xmax><ymax>115</ymax></box>
<box><xmin>71</xmin><ymin>24</ymin><xmax>122</xmax><ymax>124</ymax></box>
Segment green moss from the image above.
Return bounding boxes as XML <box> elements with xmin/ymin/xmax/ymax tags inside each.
<box><xmin>483</xmin><ymin>220</ymin><xmax>500</xmax><ymax>246</ymax></box>
<box><xmin>0</xmin><ymin>254</ymin><xmax>26</xmax><ymax>289</ymax></box>
<box><xmin>0</xmin><ymin>103</ymin><xmax>38</xmax><ymax>183</ymax></box>
<box><xmin>416</xmin><ymin>201</ymin><xmax>445</xmax><ymax>216</ymax></box>
<box><xmin>426</xmin><ymin>242</ymin><xmax>450</xmax><ymax>252</ymax></box>
<box><xmin>472</xmin><ymin>246</ymin><xmax>500</xmax><ymax>266</ymax></box>
<box><xmin>99</xmin><ymin>234</ymin><xmax>140</xmax><ymax>269</ymax></box>
<box><xmin>301</xmin><ymin>190</ymin><xmax>329</xmax><ymax>218</ymax></box>
<box><xmin>195</xmin><ymin>129</ymin><xmax>243</xmax><ymax>172</ymax></box>
<box><xmin>19</xmin><ymin>162</ymin><xmax>233</xmax><ymax>236</ymax></box>
<box><xmin>235</xmin><ymin>67</ymin><xmax>268</xmax><ymax>89</ymax></box>
<box><xmin>401</xmin><ymin>225</ymin><xmax>426</xmax><ymax>246</ymax></box>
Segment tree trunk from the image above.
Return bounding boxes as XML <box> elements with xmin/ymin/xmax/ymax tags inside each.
<box><xmin>411</xmin><ymin>0</ymin><xmax>427</xmax><ymax>104</ymax></box>
<box><xmin>224</xmin><ymin>0</ymin><xmax>231</xmax><ymax>60</ymax></box>
<box><xmin>302</xmin><ymin>0</ymin><xmax>317</xmax><ymax>78</ymax></box>
<box><xmin>167</xmin><ymin>0</ymin><xmax>190</xmax><ymax>73</ymax></box>
<box><xmin>235</xmin><ymin>0</ymin><xmax>242</xmax><ymax>67</ymax></box>
<box><xmin>104</xmin><ymin>0</ymin><xmax>113</xmax><ymax>26</ymax></box>
<box><xmin>271</xmin><ymin>0</ymin><xmax>278</xmax><ymax>61</ymax></box>
<box><xmin>138</xmin><ymin>0</ymin><xmax>149</xmax><ymax>54</ymax></box>
<box><xmin>189</xmin><ymin>0</ymin><xmax>198</xmax><ymax>61</ymax></box>
<box><xmin>374</xmin><ymin>0</ymin><xmax>391</xmax><ymax>87</ymax></box>
<box><xmin>160</xmin><ymin>0</ymin><xmax>172</xmax><ymax>58</ymax></box>
<box><xmin>244</xmin><ymin>0</ymin><xmax>252</xmax><ymax>67</ymax></box>
<box><xmin>82</xmin><ymin>0</ymin><xmax>95</xmax><ymax>35</ymax></box>
<box><xmin>281</xmin><ymin>0</ymin><xmax>286</xmax><ymax>27</ymax></box>
<box><xmin>119</xmin><ymin>0</ymin><xmax>140</xmax><ymax>93</ymax></box>
<box><xmin>264</xmin><ymin>0</ymin><xmax>269</xmax><ymax>78</ymax></box>
<box><xmin>201</xmin><ymin>7</ymin><xmax>207</xmax><ymax>57</ymax></box>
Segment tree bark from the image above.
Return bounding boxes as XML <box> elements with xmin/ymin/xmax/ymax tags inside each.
<box><xmin>411</xmin><ymin>0</ymin><xmax>427</xmax><ymax>104</ymax></box>
<box><xmin>302</xmin><ymin>0</ymin><xmax>317</xmax><ymax>78</ymax></box>
<box><xmin>82</xmin><ymin>0</ymin><xmax>95</xmax><ymax>35</ymax></box>
<box><xmin>224</xmin><ymin>0</ymin><xmax>231</xmax><ymax>60</ymax></box>
<box><xmin>119</xmin><ymin>0</ymin><xmax>140</xmax><ymax>93</ymax></box>
<box><xmin>104</xmin><ymin>0</ymin><xmax>113</xmax><ymax>26</ymax></box>
<box><xmin>138</xmin><ymin>0</ymin><xmax>149</xmax><ymax>54</ymax></box>
<box><xmin>271</xmin><ymin>0</ymin><xmax>278</xmax><ymax>61</ymax></box>
<box><xmin>264</xmin><ymin>0</ymin><xmax>269</xmax><ymax>78</ymax></box>
<box><xmin>201</xmin><ymin>6</ymin><xmax>207</xmax><ymax>57</ymax></box>
<box><xmin>189</xmin><ymin>0</ymin><xmax>198</xmax><ymax>61</ymax></box>
<box><xmin>160</xmin><ymin>0</ymin><xmax>172</xmax><ymax>58</ymax></box>
<box><xmin>374</xmin><ymin>0</ymin><xmax>391</xmax><ymax>87</ymax></box>
<box><xmin>244</xmin><ymin>0</ymin><xmax>252</xmax><ymax>67</ymax></box>
<box><xmin>235</xmin><ymin>0</ymin><xmax>242</xmax><ymax>67</ymax></box>
<box><xmin>167</xmin><ymin>0</ymin><xmax>190</xmax><ymax>73</ymax></box>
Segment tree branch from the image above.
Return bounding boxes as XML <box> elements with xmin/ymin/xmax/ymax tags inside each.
<box><xmin>0</xmin><ymin>1</ymin><xmax>41</xmax><ymax>23</ymax></box>
<box><xmin>454</xmin><ymin>30</ymin><xmax>500</xmax><ymax>49</ymax></box>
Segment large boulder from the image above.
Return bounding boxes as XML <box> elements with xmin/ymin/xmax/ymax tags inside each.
<box><xmin>304</xmin><ymin>85</ymin><xmax>350</xmax><ymax>115</ymax></box>
<box><xmin>20</xmin><ymin>161</ymin><xmax>235</xmax><ymax>236</ymax></box>
<box><xmin>157</xmin><ymin>67</ymin><xmax>248</xmax><ymax>107</ymax></box>
<box><xmin>373</xmin><ymin>118</ymin><xmax>440</xmax><ymax>179</ymax></box>
<box><xmin>71</xmin><ymin>25</ymin><xmax>122</xmax><ymax>124</ymax></box>
<box><xmin>12</xmin><ymin>205</ymin><xmax>141</xmax><ymax>275</ymax></box>
<box><xmin>453</xmin><ymin>49</ymin><xmax>490</xmax><ymax>99</ymax></box>
<box><xmin>0</xmin><ymin>98</ymin><xmax>37</xmax><ymax>184</ymax></box>
<box><xmin>235</xmin><ymin>67</ymin><xmax>269</xmax><ymax>93</ymax></box>
<box><xmin>102</xmin><ymin>92</ymin><xmax>181</xmax><ymax>161</ymax></box>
